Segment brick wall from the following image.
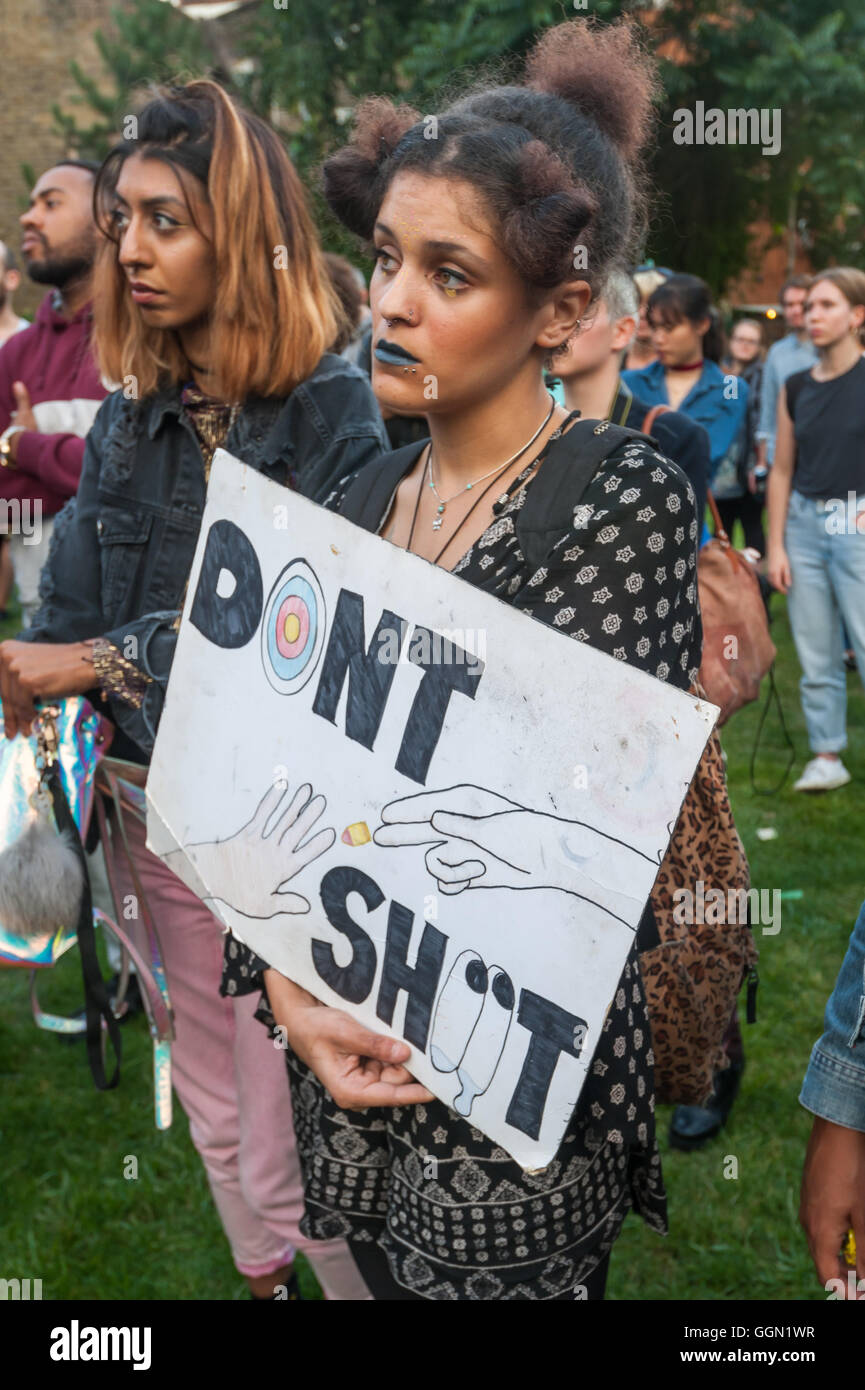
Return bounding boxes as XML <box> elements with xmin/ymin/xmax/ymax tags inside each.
<box><xmin>726</xmin><ymin>219</ymin><xmax>814</xmax><ymax>311</ymax></box>
<box><xmin>0</xmin><ymin>0</ymin><xmax>121</xmax><ymax>318</ymax></box>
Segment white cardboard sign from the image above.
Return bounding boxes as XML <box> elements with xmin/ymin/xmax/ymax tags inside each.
<box><xmin>147</xmin><ymin>450</ymin><xmax>717</xmax><ymax>1168</ymax></box>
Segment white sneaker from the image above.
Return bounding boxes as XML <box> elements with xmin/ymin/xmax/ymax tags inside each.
<box><xmin>793</xmin><ymin>757</ymin><xmax>852</xmax><ymax>792</ymax></box>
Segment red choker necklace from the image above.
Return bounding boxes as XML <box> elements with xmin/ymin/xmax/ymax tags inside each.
<box><xmin>668</xmin><ymin>359</ymin><xmax>704</xmax><ymax>372</ymax></box>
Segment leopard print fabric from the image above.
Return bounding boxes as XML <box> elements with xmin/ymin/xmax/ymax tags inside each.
<box><xmin>644</xmin><ymin>719</ymin><xmax>758</xmax><ymax>1105</ymax></box>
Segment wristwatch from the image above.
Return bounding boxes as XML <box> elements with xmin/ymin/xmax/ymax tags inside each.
<box><xmin>0</xmin><ymin>424</ymin><xmax>25</xmax><ymax>468</ymax></box>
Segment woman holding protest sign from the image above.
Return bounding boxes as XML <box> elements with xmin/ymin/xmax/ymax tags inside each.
<box><xmin>223</xmin><ymin>18</ymin><xmax>703</xmax><ymax>1300</ymax></box>
<box><xmin>0</xmin><ymin>81</ymin><xmax>387</xmax><ymax>1299</ymax></box>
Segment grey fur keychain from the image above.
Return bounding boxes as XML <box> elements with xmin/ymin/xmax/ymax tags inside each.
<box><xmin>0</xmin><ymin>781</ymin><xmax>85</xmax><ymax>937</ymax></box>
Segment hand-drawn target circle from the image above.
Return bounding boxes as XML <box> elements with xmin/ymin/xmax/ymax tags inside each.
<box><xmin>262</xmin><ymin>560</ymin><xmax>326</xmax><ymax>694</ymax></box>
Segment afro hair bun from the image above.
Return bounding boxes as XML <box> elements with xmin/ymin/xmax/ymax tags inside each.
<box><xmin>322</xmin><ymin>97</ymin><xmax>421</xmax><ymax>238</ymax></box>
<box><xmin>502</xmin><ymin>140</ymin><xmax>599</xmax><ymax>286</ymax></box>
<box><xmin>525</xmin><ymin>17</ymin><xmax>657</xmax><ymax>164</ymax></box>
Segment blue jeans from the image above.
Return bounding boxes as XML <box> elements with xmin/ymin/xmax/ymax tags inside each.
<box><xmin>785</xmin><ymin>489</ymin><xmax>865</xmax><ymax>754</ymax></box>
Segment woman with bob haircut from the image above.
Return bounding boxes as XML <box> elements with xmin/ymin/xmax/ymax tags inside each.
<box><xmin>0</xmin><ymin>79</ymin><xmax>387</xmax><ymax>1300</ymax></box>
<box><xmin>223</xmin><ymin>19</ymin><xmax>704</xmax><ymax>1300</ymax></box>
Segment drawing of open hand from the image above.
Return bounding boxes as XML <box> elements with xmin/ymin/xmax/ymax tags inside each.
<box><xmin>374</xmin><ymin>784</ymin><xmax>653</xmax><ymax>926</ymax></box>
<box><xmin>184</xmin><ymin>781</ymin><xmax>336</xmax><ymax>919</ymax></box>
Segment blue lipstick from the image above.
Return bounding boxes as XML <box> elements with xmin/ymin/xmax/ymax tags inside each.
<box><xmin>374</xmin><ymin>338</ymin><xmax>421</xmax><ymax>365</ymax></box>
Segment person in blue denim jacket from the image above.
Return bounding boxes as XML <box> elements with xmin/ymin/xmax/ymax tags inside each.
<box><xmin>622</xmin><ymin>273</ymin><xmax>748</xmax><ymax>504</ymax></box>
<box><xmin>799</xmin><ymin>897</ymin><xmax>865</xmax><ymax>1297</ymax></box>
<box><xmin>0</xmin><ymin>80</ymin><xmax>387</xmax><ymax>1302</ymax></box>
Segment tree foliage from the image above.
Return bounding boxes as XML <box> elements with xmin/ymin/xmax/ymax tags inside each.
<box><xmin>646</xmin><ymin>1</ymin><xmax>865</xmax><ymax>286</ymax></box>
<box><xmin>53</xmin><ymin>0</ymin><xmax>865</xmax><ymax>293</ymax></box>
<box><xmin>51</xmin><ymin>0</ymin><xmax>212</xmax><ymax>158</ymax></box>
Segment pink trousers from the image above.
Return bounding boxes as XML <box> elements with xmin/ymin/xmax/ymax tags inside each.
<box><xmin>108</xmin><ymin>807</ymin><xmax>370</xmax><ymax>1299</ymax></box>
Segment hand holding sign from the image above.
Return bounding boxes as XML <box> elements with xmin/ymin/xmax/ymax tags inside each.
<box><xmin>184</xmin><ymin>780</ymin><xmax>336</xmax><ymax>919</ymax></box>
<box><xmin>375</xmin><ymin>784</ymin><xmax>653</xmax><ymax>925</ymax></box>
<box><xmin>265</xmin><ymin>969</ymin><xmax>434</xmax><ymax>1110</ymax></box>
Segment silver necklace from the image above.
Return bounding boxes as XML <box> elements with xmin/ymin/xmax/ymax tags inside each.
<box><xmin>427</xmin><ymin>393</ymin><xmax>557</xmax><ymax>531</ymax></box>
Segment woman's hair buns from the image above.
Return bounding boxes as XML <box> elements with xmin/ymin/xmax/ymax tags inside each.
<box><xmin>525</xmin><ymin>17</ymin><xmax>657</xmax><ymax>164</ymax></box>
<box><xmin>322</xmin><ymin>17</ymin><xmax>659</xmax><ymax>290</ymax></box>
<box><xmin>321</xmin><ymin>97</ymin><xmax>421</xmax><ymax>237</ymax></box>
<box><xmin>351</xmin><ymin>96</ymin><xmax>422</xmax><ymax>165</ymax></box>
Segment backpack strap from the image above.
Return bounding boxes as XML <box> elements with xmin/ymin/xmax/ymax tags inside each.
<box><xmin>515</xmin><ymin>418</ymin><xmax>653</xmax><ymax>575</ymax></box>
<box><xmin>339</xmin><ymin>440</ymin><xmax>429</xmax><ymax>532</ymax></box>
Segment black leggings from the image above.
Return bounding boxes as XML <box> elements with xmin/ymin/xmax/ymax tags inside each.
<box><xmin>350</xmin><ymin>1240</ymin><xmax>611</xmax><ymax>1301</ymax></box>
<box><xmin>716</xmin><ymin>492</ymin><xmax>765</xmax><ymax>555</ymax></box>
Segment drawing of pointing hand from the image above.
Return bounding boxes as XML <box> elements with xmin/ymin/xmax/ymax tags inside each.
<box><xmin>375</xmin><ymin>786</ymin><xmax>518</xmax><ymax>888</ymax></box>
<box><xmin>185</xmin><ymin>780</ymin><xmax>336</xmax><ymax>919</ymax></box>
<box><xmin>374</xmin><ymin>784</ymin><xmax>652</xmax><ymax>925</ymax></box>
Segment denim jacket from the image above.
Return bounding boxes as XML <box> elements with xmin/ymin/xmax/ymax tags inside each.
<box><xmin>23</xmin><ymin>353</ymin><xmax>389</xmax><ymax>759</ymax></box>
<box><xmin>621</xmin><ymin>358</ymin><xmax>749</xmax><ymax>488</ymax></box>
<box><xmin>800</xmin><ymin>899</ymin><xmax>865</xmax><ymax>1133</ymax></box>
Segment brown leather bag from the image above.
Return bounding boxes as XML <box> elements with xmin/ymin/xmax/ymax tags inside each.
<box><xmin>642</xmin><ymin>404</ymin><xmax>776</xmax><ymax>726</ymax></box>
<box><xmin>697</xmin><ymin>493</ymin><xmax>776</xmax><ymax>725</ymax></box>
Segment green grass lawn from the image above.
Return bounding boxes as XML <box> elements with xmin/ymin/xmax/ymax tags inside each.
<box><xmin>1</xmin><ymin>585</ymin><xmax>863</xmax><ymax>1301</ymax></box>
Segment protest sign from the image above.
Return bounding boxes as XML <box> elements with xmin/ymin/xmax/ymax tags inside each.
<box><xmin>147</xmin><ymin>450</ymin><xmax>717</xmax><ymax>1168</ymax></box>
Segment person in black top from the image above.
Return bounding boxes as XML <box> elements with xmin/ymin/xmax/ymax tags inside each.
<box><xmin>767</xmin><ymin>267</ymin><xmax>865</xmax><ymax>793</ymax></box>
<box><xmin>552</xmin><ymin>265</ymin><xmax>710</xmax><ymax>521</ymax></box>
<box><xmin>223</xmin><ymin>19</ymin><xmax>703</xmax><ymax>1301</ymax></box>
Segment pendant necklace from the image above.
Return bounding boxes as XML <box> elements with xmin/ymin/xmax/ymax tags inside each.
<box><xmin>427</xmin><ymin>393</ymin><xmax>556</xmax><ymax>531</ymax></box>
<box><xmin>405</xmin><ymin>399</ymin><xmax>572</xmax><ymax>562</ymax></box>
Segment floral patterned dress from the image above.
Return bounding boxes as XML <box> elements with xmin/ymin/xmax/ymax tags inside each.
<box><xmin>222</xmin><ymin>426</ymin><xmax>702</xmax><ymax>1300</ymax></box>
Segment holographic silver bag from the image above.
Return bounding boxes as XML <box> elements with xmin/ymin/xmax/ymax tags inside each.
<box><xmin>0</xmin><ymin>698</ymin><xmax>111</xmax><ymax>968</ymax></box>
<box><xmin>0</xmin><ymin>699</ymin><xmax>173</xmax><ymax>1119</ymax></box>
